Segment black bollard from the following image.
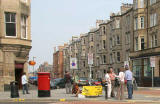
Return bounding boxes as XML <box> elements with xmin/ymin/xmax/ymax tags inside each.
<box><xmin>105</xmin><ymin>82</ymin><xmax>108</xmax><ymax>99</ymax></box>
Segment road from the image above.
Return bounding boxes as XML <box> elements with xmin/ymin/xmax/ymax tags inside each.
<box><xmin>0</xmin><ymin>101</ymin><xmax>158</xmax><ymax>104</ymax></box>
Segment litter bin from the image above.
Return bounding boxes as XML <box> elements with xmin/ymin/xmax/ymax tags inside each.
<box><xmin>38</xmin><ymin>72</ymin><xmax>50</xmax><ymax>97</ymax></box>
<box><xmin>10</xmin><ymin>81</ymin><xmax>19</xmax><ymax>98</ymax></box>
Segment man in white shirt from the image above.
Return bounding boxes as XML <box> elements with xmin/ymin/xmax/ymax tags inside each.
<box><xmin>21</xmin><ymin>72</ymin><xmax>30</xmax><ymax>94</ymax></box>
<box><xmin>105</xmin><ymin>70</ymin><xmax>112</xmax><ymax>98</ymax></box>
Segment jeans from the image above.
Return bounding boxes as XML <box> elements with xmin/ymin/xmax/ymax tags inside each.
<box><xmin>127</xmin><ymin>80</ymin><xmax>133</xmax><ymax>99</ymax></box>
<box><xmin>65</xmin><ymin>82</ymin><xmax>72</xmax><ymax>94</ymax></box>
<box><xmin>22</xmin><ymin>84</ymin><xmax>29</xmax><ymax>94</ymax></box>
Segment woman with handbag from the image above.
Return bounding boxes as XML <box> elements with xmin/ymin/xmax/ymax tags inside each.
<box><xmin>116</xmin><ymin>67</ymin><xmax>125</xmax><ymax>100</ymax></box>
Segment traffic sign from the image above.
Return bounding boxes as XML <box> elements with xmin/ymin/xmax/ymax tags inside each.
<box><xmin>70</xmin><ymin>58</ymin><xmax>78</xmax><ymax>69</ymax></box>
<box><xmin>150</xmin><ymin>56</ymin><xmax>155</xmax><ymax>67</ymax></box>
<box><xmin>88</xmin><ymin>53</ymin><xmax>93</xmax><ymax>65</ymax></box>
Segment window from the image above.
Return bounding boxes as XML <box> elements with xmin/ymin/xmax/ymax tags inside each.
<box><xmin>141</xmin><ymin>37</ymin><xmax>145</xmax><ymax>50</ymax></box>
<box><xmin>83</xmin><ymin>39</ymin><xmax>85</xmax><ymax>44</ymax></box>
<box><xmin>135</xmin><ymin>37</ymin><xmax>138</xmax><ymax>51</ymax></box>
<box><xmin>140</xmin><ymin>0</ymin><xmax>144</xmax><ymax>8</ymax></box>
<box><xmin>134</xmin><ymin>17</ymin><xmax>138</xmax><ymax>30</ymax></box>
<box><xmin>90</xmin><ymin>34</ymin><xmax>93</xmax><ymax>42</ymax></box>
<box><xmin>151</xmin><ymin>34</ymin><xmax>158</xmax><ymax>48</ymax></box>
<box><xmin>96</xmin><ymin>44</ymin><xmax>99</xmax><ymax>52</ymax></box>
<box><xmin>5</xmin><ymin>12</ymin><xmax>16</xmax><ymax>37</ymax></box>
<box><xmin>103</xmin><ymin>40</ymin><xmax>106</xmax><ymax>49</ymax></box>
<box><xmin>21</xmin><ymin>15</ymin><xmax>27</xmax><ymax>39</ymax></box>
<box><xmin>103</xmin><ymin>26</ymin><xmax>106</xmax><ymax>34</ymax></box>
<box><xmin>117</xmin><ymin>35</ymin><xmax>120</xmax><ymax>45</ymax></box>
<box><xmin>103</xmin><ymin>55</ymin><xmax>106</xmax><ymax>64</ymax></box>
<box><xmin>90</xmin><ymin>46</ymin><xmax>93</xmax><ymax>51</ymax></box>
<box><xmin>83</xmin><ymin>61</ymin><xmax>85</xmax><ymax>67</ymax></box>
<box><xmin>150</xmin><ymin>13</ymin><xmax>157</xmax><ymax>27</ymax></box>
<box><xmin>96</xmin><ymin>58</ymin><xmax>100</xmax><ymax>66</ymax></box>
<box><xmin>117</xmin><ymin>52</ymin><xmax>120</xmax><ymax>62</ymax></box>
<box><xmin>140</xmin><ymin>16</ymin><xmax>144</xmax><ymax>29</ymax></box>
<box><xmin>150</xmin><ymin>0</ymin><xmax>156</xmax><ymax>5</ymax></box>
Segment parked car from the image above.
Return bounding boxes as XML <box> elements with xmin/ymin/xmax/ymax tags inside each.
<box><xmin>50</xmin><ymin>78</ymin><xmax>65</xmax><ymax>89</ymax></box>
<box><xmin>78</xmin><ymin>77</ymin><xmax>89</xmax><ymax>86</ymax></box>
<box><xmin>92</xmin><ymin>79</ymin><xmax>102</xmax><ymax>86</ymax></box>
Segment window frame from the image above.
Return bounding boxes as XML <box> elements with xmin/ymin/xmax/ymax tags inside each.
<box><xmin>5</xmin><ymin>12</ymin><xmax>17</xmax><ymax>37</ymax></box>
<box><xmin>117</xmin><ymin>52</ymin><xmax>120</xmax><ymax>62</ymax></box>
<box><xmin>135</xmin><ymin>37</ymin><xmax>138</xmax><ymax>51</ymax></box>
<box><xmin>21</xmin><ymin>15</ymin><xmax>28</xmax><ymax>39</ymax></box>
<box><xmin>140</xmin><ymin>16</ymin><xmax>144</xmax><ymax>29</ymax></box>
<box><xmin>141</xmin><ymin>37</ymin><xmax>145</xmax><ymax>50</ymax></box>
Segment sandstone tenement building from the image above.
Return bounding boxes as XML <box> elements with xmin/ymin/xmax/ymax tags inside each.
<box><xmin>0</xmin><ymin>0</ymin><xmax>31</xmax><ymax>91</ymax></box>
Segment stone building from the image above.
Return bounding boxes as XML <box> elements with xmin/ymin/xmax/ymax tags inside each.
<box><xmin>53</xmin><ymin>46</ymin><xmax>65</xmax><ymax>78</ymax></box>
<box><xmin>0</xmin><ymin>0</ymin><xmax>31</xmax><ymax>91</ymax></box>
<box><xmin>38</xmin><ymin>62</ymin><xmax>53</xmax><ymax>73</ymax></box>
<box><xmin>130</xmin><ymin>0</ymin><xmax>160</xmax><ymax>86</ymax></box>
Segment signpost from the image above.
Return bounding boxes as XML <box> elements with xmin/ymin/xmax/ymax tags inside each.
<box><xmin>88</xmin><ymin>53</ymin><xmax>93</xmax><ymax>85</ymax></box>
<box><xmin>150</xmin><ymin>56</ymin><xmax>155</xmax><ymax>87</ymax></box>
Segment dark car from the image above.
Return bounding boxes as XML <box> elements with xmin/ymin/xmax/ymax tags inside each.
<box><xmin>50</xmin><ymin>78</ymin><xmax>65</xmax><ymax>89</ymax></box>
<box><xmin>78</xmin><ymin>77</ymin><xmax>89</xmax><ymax>86</ymax></box>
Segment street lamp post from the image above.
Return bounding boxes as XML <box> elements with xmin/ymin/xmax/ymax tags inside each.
<box><xmin>33</xmin><ymin>57</ymin><xmax>36</xmax><ymax>76</ymax></box>
<box><xmin>29</xmin><ymin>57</ymin><xmax>36</xmax><ymax>76</ymax></box>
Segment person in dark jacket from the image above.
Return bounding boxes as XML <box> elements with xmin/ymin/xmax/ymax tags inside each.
<box><xmin>64</xmin><ymin>71</ymin><xmax>72</xmax><ymax>94</ymax></box>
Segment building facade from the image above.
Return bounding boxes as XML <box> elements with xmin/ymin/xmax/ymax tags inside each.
<box><xmin>55</xmin><ymin>0</ymin><xmax>160</xmax><ymax>87</ymax></box>
<box><xmin>130</xmin><ymin>0</ymin><xmax>160</xmax><ymax>86</ymax></box>
<box><xmin>53</xmin><ymin>46</ymin><xmax>65</xmax><ymax>78</ymax></box>
<box><xmin>0</xmin><ymin>0</ymin><xmax>32</xmax><ymax>91</ymax></box>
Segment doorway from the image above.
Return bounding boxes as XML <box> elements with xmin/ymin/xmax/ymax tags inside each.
<box><xmin>15</xmin><ymin>63</ymin><xmax>24</xmax><ymax>89</ymax></box>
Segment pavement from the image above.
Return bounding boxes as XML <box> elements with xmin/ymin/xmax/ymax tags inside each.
<box><xmin>0</xmin><ymin>86</ymin><xmax>160</xmax><ymax>103</ymax></box>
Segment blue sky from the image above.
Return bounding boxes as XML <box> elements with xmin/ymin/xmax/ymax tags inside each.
<box><xmin>29</xmin><ymin>0</ymin><xmax>133</xmax><ymax>70</ymax></box>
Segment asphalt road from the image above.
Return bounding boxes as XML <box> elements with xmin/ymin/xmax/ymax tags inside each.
<box><xmin>0</xmin><ymin>101</ymin><xmax>157</xmax><ymax>104</ymax></box>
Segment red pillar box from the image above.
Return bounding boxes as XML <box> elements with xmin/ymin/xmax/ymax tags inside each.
<box><xmin>38</xmin><ymin>72</ymin><xmax>50</xmax><ymax>97</ymax></box>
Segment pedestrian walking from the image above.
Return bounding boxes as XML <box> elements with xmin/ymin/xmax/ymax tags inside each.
<box><xmin>64</xmin><ymin>71</ymin><xmax>72</xmax><ymax>94</ymax></box>
<box><xmin>21</xmin><ymin>72</ymin><xmax>30</xmax><ymax>94</ymax></box>
<box><xmin>116</xmin><ymin>67</ymin><xmax>125</xmax><ymax>100</ymax></box>
<box><xmin>109</xmin><ymin>67</ymin><xmax>116</xmax><ymax>97</ymax></box>
<box><xmin>125</xmin><ymin>65</ymin><xmax>133</xmax><ymax>99</ymax></box>
<box><xmin>105</xmin><ymin>69</ymin><xmax>112</xmax><ymax>98</ymax></box>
